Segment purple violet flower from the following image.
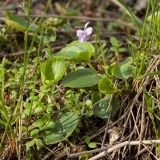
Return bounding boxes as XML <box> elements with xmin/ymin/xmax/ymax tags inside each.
<box><xmin>77</xmin><ymin>22</ymin><xmax>93</xmax><ymax>43</ymax></box>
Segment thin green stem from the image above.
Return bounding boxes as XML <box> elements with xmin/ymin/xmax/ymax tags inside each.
<box><xmin>139</xmin><ymin>0</ymin><xmax>151</xmax><ymax>48</ymax></box>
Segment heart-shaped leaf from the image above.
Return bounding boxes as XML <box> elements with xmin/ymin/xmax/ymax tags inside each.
<box><xmin>41</xmin><ymin>57</ymin><xmax>65</xmax><ymax>84</ymax></box>
<box><xmin>62</xmin><ymin>68</ymin><xmax>101</xmax><ymax>88</ymax></box>
<box><xmin>111</xmin><ymin>57</ymin><xmax>135</xmax><ymax>79</ymax></box>
<box><xmin>55</xmin><ymin>41</ymin><xmax>95</xmax><ymax>62</ymax></box>
<box><xmin>43</xmin><ymin>112</ymin><xmax>79</xmax><ymax>145</ymax></box>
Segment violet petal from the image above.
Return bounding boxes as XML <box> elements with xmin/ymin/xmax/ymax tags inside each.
<box><xmin>77</xmin><ymin>30</ymin><xmax>85</xmax><ymax>38</ymax></box>
<box><xmin>85</xmin><ymin>27</ymin><xmax>93</xmax><ymax>35</ymax></box>
<box><xmin>79</xmin><ymin>34</ymin><xmax>89</xmax><ymax>42</ymax></box>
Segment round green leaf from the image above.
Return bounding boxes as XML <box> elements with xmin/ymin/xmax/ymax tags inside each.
<box><xmin>55</xmin><ymin>41</ymin><xmax>95</xmax><ymax>62</ymax></box>
<box><xmin>111</xmin><ymin>57</ymin><xmax>135</xmax><ymax>79</ymax></box>
<box><xmin>41</xmin><ymin>57</ymin><xmax>65</xmax><ymax>84</ymax></box>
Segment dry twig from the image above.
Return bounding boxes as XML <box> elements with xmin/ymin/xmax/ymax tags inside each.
<box><xmin>68</xmin><ymin>140</ymin><xmax>160</xmax><ymax>159</ymax></box>
<box><xmin>88</xmin><ymin>140</ymin><xmax>160</xmax><ymax>160</ymax></box>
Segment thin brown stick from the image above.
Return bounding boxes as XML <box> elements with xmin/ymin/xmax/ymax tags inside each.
<box><xmin>68</xmin><ymin>140</ymin><xmax>160</xmax><ymax>159</ymax></box>
<box><xmin>88</xmin><ymin>140</ymin><xmax>160</xmax><ymax>160</ymax></box>
<box><xmin>141</xmin><ymin>143</ymin><xmax>158</xmax><ymax>160</ymax></box>
<box><xmin>138</xmin><ymin>96</ymin><xmax>145</xmax><ymax>154</ymax></box>
<box><xmin>68</xmin><ymin>146</ymin><xmax>110</xmax><ymax>158</ymax></box>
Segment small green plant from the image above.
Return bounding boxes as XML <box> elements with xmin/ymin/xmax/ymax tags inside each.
<box><xmin>38</xmin><ymin>22</ymin><xmax>136</xmax><ymax>146</ymax></box>
<box><xmin>0</xmin><ymin>0</ymin><xmax>159</xmax><ymax>159</ymax></box>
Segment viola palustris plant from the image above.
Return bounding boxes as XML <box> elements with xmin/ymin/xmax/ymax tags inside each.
<box><xmin>0</xmin><ymin>0</ymin><xmax>160</xmax><ymax>159</ymax></box>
